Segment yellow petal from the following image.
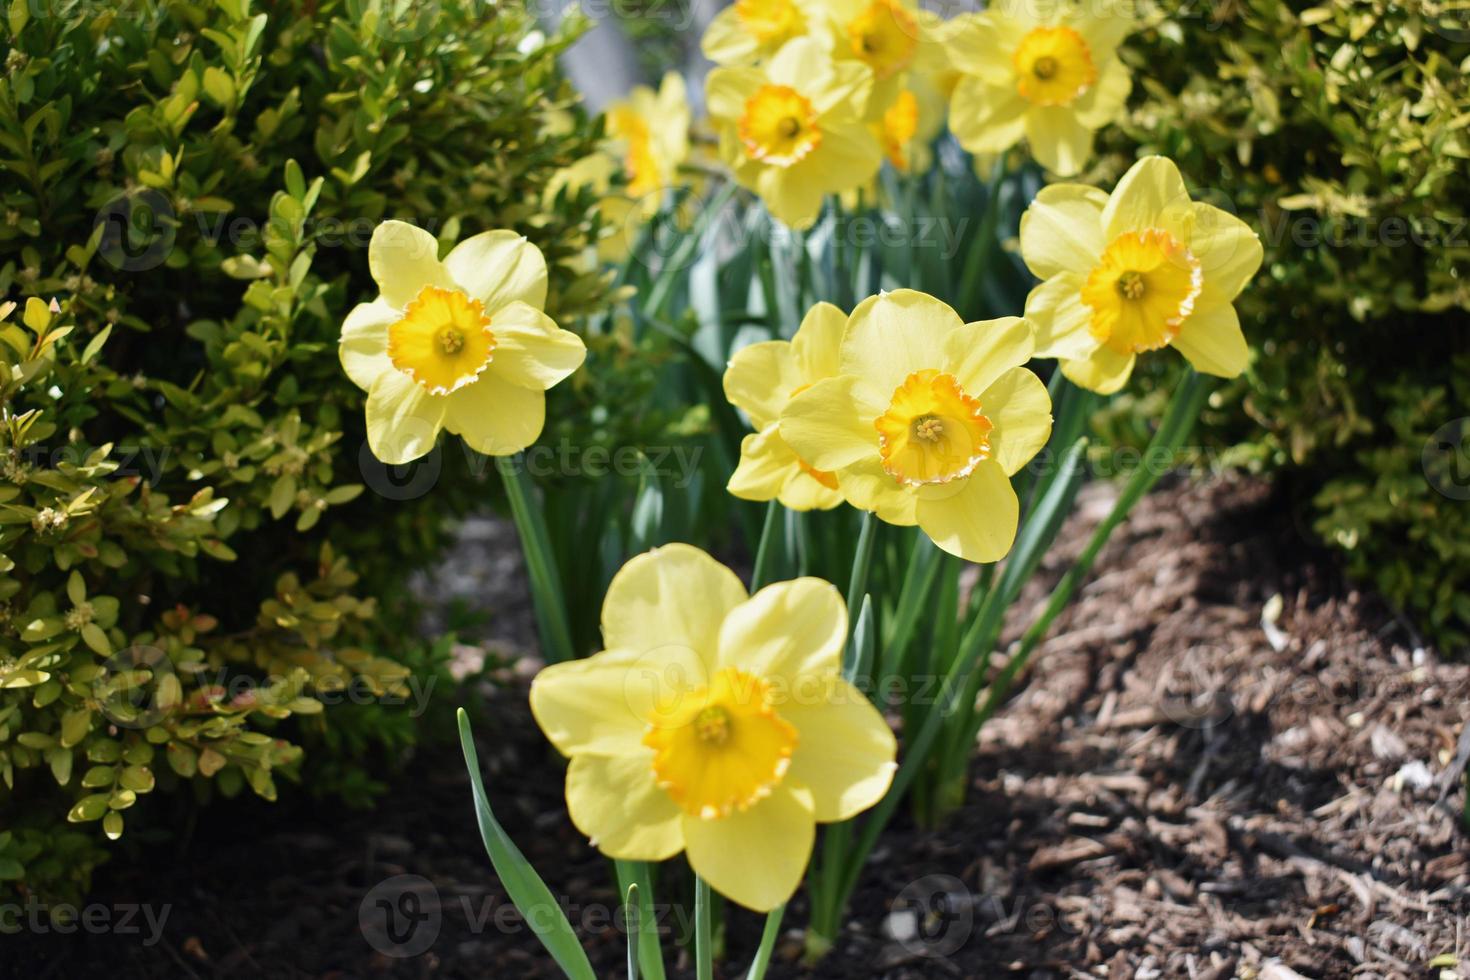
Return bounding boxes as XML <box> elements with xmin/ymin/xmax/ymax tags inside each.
<box><xmin>442</xmin><ymin>371</ymin><xmax>545</xmax><ymax>456</ymax></box>
<box><xmin>1189</xmin><ymin>203</ymin><xmax>1264</xmax><ymax>306</ymax></box>
<box><xmin>1059</xmin><ymin>344</ymin><xmax>1135</xmax><ymax>394</ymax></box>
<box><xmin>729</xmin><ymin>428</ymin><xmax>796</xmax><ymax>503</ymax></box>
<box><xmin>939</xmin><ymin>315</ymin><xmax>1035</xmax><ymax>396</ymax></box>
<box><xmin>365</xmin><ymin>370</ymin><xmax>446</xmax><ymax>465</ymax></box>
<box><xmin>443</xmin><ymin>230</ymin><xmax>548</xmax><ymax>312</ymax></box>
<box><xmin>340</xmin><ymin>299</ymin><xmax>397</xmax><ymax>391</ymax></box>
<box><xmin>781</xmin><ymin>677</ymin><xmax>897</xmax><ymax>821</ymax></box>
<box><xmin>682</xmin><ymin>784</ymin><xmax>815</xmax><ymax>911</ymax></box>
<box><xmin>485</xmin><ymin>301</ymin><xmax>585</xmax><ymax>391</ymax></box>
<box><xmin>1102</xmin><ymin>155</ymin><xmax>1195</xmax><ymax>243</ymax></box>
<box><xmin>1070</xmin><ymin>0</ymin><xmax>1133</xmax><ymax>61</ymax></box>
<box><xmin>706</xmin><ymin>67</ymin><xmax>764</xmax><ymax>122</ymax></box>
<box><xmin>915</xmin><ymin>459</ymin><xmax>1019</xmax><ymax>562</ymax></box>
<box><xmin>1024</xmin><ymin>105</ymin><xmax>1095</xmax><ymax>177</ymax></box>
<box><xmin>369</xmin><ymin>220</ymin><xmax>451</xmax><ymax>308</ymax></box>
<box><xmin>725</xmin><ymin>340</ymin><xmax>802</xmax><ymax>429</ymax></box>
<box><xmin>601</xmin><ymin>544</ymin><xmax>748</xmax><ymax>664</ymax></box>
<box><xmin>980</xmin><ymin>366</ymin><xmax>1052</xmax><ymax>476</ymax></box>
<box><xmin>780</xmin><ymin>375</ymin><xmax>884</xmax><ymax>473</ymax></box>
<box><xmin>701</xmin><ymin>5</ymin><xmax>764</xmax><ymax>65</ymax></box>
<box><xmin>1072</xmin><ymin>57</ymin><xmax>1131</xmax><ymax>129</ymax></box>
<box><xmin>840</xmin><ymin>289</ymin><xmax>959</xmax><ymax>398</ymax></box>
<box><xmin>835</xmin><ymin>456</ymin><xmax>919</xmax><ymax>525</ymax></box>
<box><xmin>565</xmin><ymin>753</ymin><xmax>685</xmax><ymax>861</ymax></box>
<box><xmin>778</xmin><ymin>472</ymin><xmax>845</xmax><ymax>511</ymax></box>
<box><xmin>754</xmin><ymin>165</ymin><xmax>827</xmax><ymax>231</ymax></box>
<box><xmin>1024</xmin><ymin>272</ymin><xmax>1098</xmax><ymax>359</ymax></box>
<box><xmin>1172</xmin><ymin>303</ymin><xmax>1249</xmax><ymax>378</ymax></box>
<box><xmin>801</xmin><ymin>120</ymin><xmax>883</xmax><ymax>192</ymax></box>
<box><xmin>945</xmin><ymin>12</ymin><xmax>1026</xmax><ymax>83</ymax></box>
<box><xmin>716</xmin><ymin>578</ymin><xmax>847</xmax><ymax>686</ymax></box>
<box><xmin>949</xmin><ymin>78</ymin><xmax>1028</xmax><ymax>155</ymax></box>
<box><xmin>531</xmin><ymin>648</ymin><xmax>688</xmax><ymax>756</ymax></box>
<box><xmin>1018</xmin><ymin>182</ymin><xmax>1107</xmax><ymax>280</ymax></box>
<box><xmin>791</xmin><ymin>301</ymin><xmax>847</xmax><ymax>381</ymax></box>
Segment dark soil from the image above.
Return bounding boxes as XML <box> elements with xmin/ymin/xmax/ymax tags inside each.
<box><xmin>7</xmin><ymin>477</ymin><xmax>1468</xmax><ymax>979</ymax></box>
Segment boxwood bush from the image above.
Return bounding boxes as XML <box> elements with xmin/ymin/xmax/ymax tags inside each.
<box><xmin>0</xmin><ymin>0</ymin><xmax>611</xmax><ymax>905</ymax></box>
<box><xmin>1098</xmin><ymin>0</ymin><xmax>1470</xmax><ymax>647</ymax></box>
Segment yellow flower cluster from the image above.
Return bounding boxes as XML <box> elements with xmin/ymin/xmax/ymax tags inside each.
<box><xmin>694</xmin><ymin>0</ymin><xmax>1139</xmax><ymax>226</ymax></box>
<box><xmin>727</xmin><ymin>289</ymin><xmax>1053</xmax><ymax>562</ymax></box>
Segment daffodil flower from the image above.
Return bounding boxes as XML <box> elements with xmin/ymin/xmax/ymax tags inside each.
<box><xmin>707</xmin><ymin>37</ymin><xmax>882</xmax><ymax>229</ymax></box>
<box><xmin>816</xmin><ymin>0</ymin><xmax>944</xmax><ymax>119</ymax></box>
<box><xmin>870</xmin><ymin>74</ymin><xmax>944</xmax><ymax>174</ymax></box>
<box><xmin>339</xmin><ymin>221</ymin><xmax>587</xmax><ymax>464</ymax></box>
<box><xmin>530</xmin><ymin>545</ymin><xmax>897</xmax><ymax>912</ymax></box>
<box><xmin>946</xmin><ymin>0</ymin><xmax>1133</xmax><ymax>176</ymax></box>
<box><xmin>1019</xmin><ymin>155</ymin><xmax>1264</xmax><ymax>394</ymax></box>
<box><xmin>780</xmin><ymin>290</ymin><xmax>1052</xmax><ymax>563</ymax></box>
<box><xmin>605</xmin><ymin>71</ymin><xmax>691</xmax><ymax>201</ymax></box>
<box><xmin>723</xmin><ymin>302</ymin><xmax>847</xmax><ymax>510</ymax></box>
<box><xmin>703</xmin><ymin>0</ymin><xmax>815</xmax><ymax>67</ymax></box>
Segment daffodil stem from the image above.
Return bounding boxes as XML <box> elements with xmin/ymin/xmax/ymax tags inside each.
<box><xmin>615</xmin><ymin>860</ymin><xmax>666</xmax><ymax>980</ymax></box>
<box><xmin>844</xmin><ymin>511</ymin><xmax>877</xmax><ymax>625</ymax></box>
<box><xmin>835</xmin><ymin>371</ymin><xmax>1211</xmax><ymax>912</ymax></box>
<box><xmin>694</xmin><ymin>875</ymin><xmax>713</xmax><ymax>980</ymax></box>
<box><xmin>645</xmin><ymin>182</ymin><xmax>739</xmax><ymax>319</ymax></box>
<box><xmin>955</xmin><ymin>156</ymin><xmax>1008</xmax><ymax>320</ymax></box>
<box><xmin>496</xmin><ymin>455</ymin><xmax>577</xmax><ymax>664</ymax></box>
<box><xmin>750</xmin><ymin>500</ymin><xmax>781</xmax><ymax>592</ymax></box>
<box><xmin>745</xmin><ymin>903</ymin><xmax>785</xmax><ymax>980</ymax></box>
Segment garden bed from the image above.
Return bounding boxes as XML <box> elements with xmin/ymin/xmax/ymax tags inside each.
<box><xmin>8</xmin><ymin>477</ymin><xmax>1466</xmax><ymax>979</ymax></box>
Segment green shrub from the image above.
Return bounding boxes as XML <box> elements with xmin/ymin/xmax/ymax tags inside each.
<box><xmin>0</xmin><ymin>0</ymin><xmax>610</xmax><ymax>906</ymax></box>
<box><xmin>1098</xmin><ymin>0</ymin><xmax>1470</xmax><ymax>647</ymax></box>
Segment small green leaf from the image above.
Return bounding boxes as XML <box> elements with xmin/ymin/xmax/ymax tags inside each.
<box><xmin>67</xmin><ymin>793</ymin><xmax>109</xmax><ymax>823</ymax></box>
<box><xmin>458</xmin><ymin>709</ymin><xmax>595</xmax><ymax>980</ymax></box>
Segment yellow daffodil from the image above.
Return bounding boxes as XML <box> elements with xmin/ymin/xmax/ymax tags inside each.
<box><xmin>340</xmin><ymin>221</ymin><xmax>586</xmax><ymax>464</ymax></box>
<box><xmin>1019</xmin><ymin>156</ymin><xmax>1264</xmax><ymax>394</ymax></box>
<box><xmin>605</xmin><ymin>71</ymin><xmax>691</xmax><ymax>200</ymax></box>
<box><xmin>724</xmin><ymin>303</ymin><xmax>847</xmax><ymax>510</ymax></box>
<box><xmin>946</xmin><ymin>0</ymin><xmax>1133</xmax><ymax>176</ymax></box>
<box><xmin>530</xmin><ymin>545</ymin><xmax>898</xmax><ymax>912</ymax></box>
<box><xmin>707</xmin><ymin>37</ymin><xmax>882</xmax><ymax>229</ymax></box>
<box><xmin>871</xmin><ymin>73</ymin><xmax>944</xmax><ymax>174</ymax></box>
<box><xmin>815</xmin><ymin>0</ymin><xmax>943</xmax><ymax>119</ymax></box>
<box><xmin>780</xmin><ymin>290</ymin><xmax>1051</xmax><ymax>563</ymax></box>
<box><xmin>703</xmin><ymin>0</ymin><xmax>815</xmax><ymax>66</ymax></box>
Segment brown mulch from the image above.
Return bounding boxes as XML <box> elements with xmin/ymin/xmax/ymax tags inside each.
<box><xmin>6</xmin><ymin>477</ymin><xmax>1468</xmax><ymax>979</ymax></box>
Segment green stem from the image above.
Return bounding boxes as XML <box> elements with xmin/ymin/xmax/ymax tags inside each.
<box><xmin>750</xmin><ymin>500</ymin><xmax>781</xmax><ymax>592</ymax></box>
<box><xmin>645</xmin><ymin>182</ymin><xmax>739</xmax><ymax>318</ymax></box>
<box><xmin>745</xmin><ymin>904</ymin><xmax>786</xmax><ymax>980</ymax></box>
<box><xmin>838</xmin><ymin>371</ymin><xmax>1210</xmax><ymax>904</ymax></box>
<box><xmin>616</xmin><ymin>861</ymin><xmax>666</xmax><ymax>980</ymax></box>
<box><xmin>497</xmin><ymin>455</ymin><xmax>576</xmax><ymax>664</ymax></box>
<box><xmin>844</xmin><ymin>511</ymin><xmax>877</xmax><ymax>622</ymax></box>
<box><xmin>694</xmin><ymin>875</ymin><xmax>713</xmax><ymax>980</ymax></box>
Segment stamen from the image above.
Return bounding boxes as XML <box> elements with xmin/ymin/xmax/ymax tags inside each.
<box><xmin>1033</xmin><ymin>56</ymin><xmax>1058</xmax><ymax>79</ymax></box>
<box><xmin>1116</xmin><ymin>270</ymin><xmax>1146</xmax><ymax>301</ymax></box>
<box><xmin>913</xmin><ymin>415</ymin><xmax>944</xmax><ymax>443</ymax></box>
<box><xmin>438</xmin><ymin>328</ymin><xmax>465</xmax><ymax>354</ymax></box>
<box><xmin>778</xmin><ymin>116</ymin><xmax>800</xmax><ymax>139</ymax></box>
<box><xmin>694</xmin><ymin>706</ymin><xmax>731</xmax><ymax>746</ymax></box>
